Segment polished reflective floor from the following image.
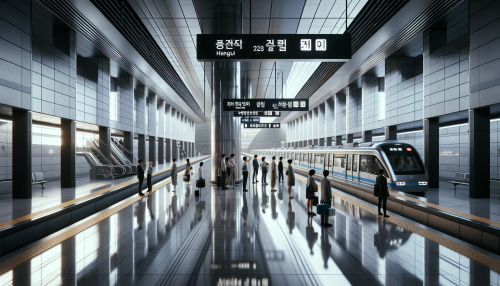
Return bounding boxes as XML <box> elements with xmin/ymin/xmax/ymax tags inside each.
<box><xmin>1</xmin><ymin>159</ymin><xmax>499</xmax><ymax>285</ymax></box>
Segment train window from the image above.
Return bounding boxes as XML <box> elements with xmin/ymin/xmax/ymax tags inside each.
<box><xmin>303</xmin><ymin>153</ymin><xmax>308</xmax><ymax>163</ymax></box>
<box><xmin>295</xmin><ymin>153</ymin><xmax>300</xmax><ymax>161</ymax></box>
<box><xmin>387</xmin><ymin>155</ymin><xmax>424</xmax><ymax>174</ymax></box>
<box><xmin>334</xmin><ymin>158</ymin><xmax>345</xmax><ymax>168</ymax></box>
<box><xmin>353</xmin><ymin>156</ymin><xmax>358</xmax><ymax>172</ymax></box>
<box><xmin>360</xmin><ymin>155</ymin><xmax>378</xmax><ymax>174</ymax></box>
<box><xmin>346</xmin><ymin>156</ymin><xmax>351</xmax><ymax>171</ymax></box>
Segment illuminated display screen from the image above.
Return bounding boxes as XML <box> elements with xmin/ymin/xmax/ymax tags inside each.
<box><xmin>197</xmin><ymin>34</ymin><xmax>351</xmax><ymax>61</ymax></box>
<box><xmin>244</xmin><ymin>123</ymin><xmax>281</xmax><ymax>129</ymax></box>
<box><xmin>241</xmin><ymin>117</ymin><xmax>260</xmax><ymax>123</ymax></box>
<box><xmin>224</xmin><ymin>99</ymin><xmax>308</xmax><ymax>112</ymax></box>
<box><xmin>233</xmin><ymin>111</ymin><xmax>281</xmax><ymax>117</ymax></box>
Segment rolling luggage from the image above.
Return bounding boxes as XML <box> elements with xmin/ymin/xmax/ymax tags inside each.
<box><xmin>217</xmin><ymin>171</ymin><xmax>222</xmax><ymax>187</ymax></box>
<box><xmin>196</xmin><ymin>179</ymin><xmax>205</xmax><ymax>188</ymax></box>
<box><xmin>317</xmin><ymin>204</ymin><xmax>329</xmax><ymax>215</ymax></box>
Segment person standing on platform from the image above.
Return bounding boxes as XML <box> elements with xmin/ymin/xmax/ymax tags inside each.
<box><xmin>260</xmin><ymin>157</ymin><xmax>268</xmax><ymax>185</ymax></box>
<box><xmin>270</xmin><ymin>156</ymin><xmax>277</xmax><ymax>191</ymax></box>
<box><xmin>184</xmin><ymin>158</ymin><xmax>191</xmax><ymax>184</ymax></box>
<box><xmin>321</xmin><ymin>170</ymin><xmax>333</xmax><ymax>227</ymax></box>
<box><xmin>171</xmin><ymin>158</ymin><xmax>177</xmax><ymax>191</ymax></box>
<box><xmin>221</xmin><ymin>154</ymin><xmax>227</xmax><ymax>190</ymax></box>
<box><xmin>147</xmin><ymin>161</ymin><xmax>153</xmax><ymax>193</ymax></box>
<box><xmin>278</xmin><ymin>157</ymin><xmax>284</xmax><ymax>183</ymax></box>
<box><xmin>252</xmin><ymin>154</ymin><xmax>259</xmax><ymax>183</ymax></box>
<box><xmin>137</xmin><ymin>159</ymin><xmax>145</xmax><ymax>196</ymax></box>
<box><xmin>198</xmin><ymin>161</ymin><xmax>203</xmax><ymax>180</ymax></box>
<box><xmin>376</xmin><ymin>169</ymin><xmax>390</xmax><ymax>218</ymax></box>
<box><xmin>230</xmin><ymin>154</ymin><xmax>237</xmax><ymax>189</ymax></box>
<box><xmin>226</xmin><ymin>157</ymin><xmax>232</xmax><ymax>186</ymax></box>
<box><xmin>242</xmin><ymin>156</ymin><xmax>250</xmax><ymax>192</ymax></box>
<box><xmin>287</xmin><ymin>159</ymin><xmax>295</xmax><ymax>199</ymax></box>
<box><xmin>306</xmin><ymin>169</ymin><xmax>317</xmax><ymax>216</ymax></box>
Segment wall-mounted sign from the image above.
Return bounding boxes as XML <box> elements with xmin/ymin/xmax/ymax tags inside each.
<box><xmin>224</xmin><ymin>99</ymin><xmax>308</xmax><ymax>112</ymax></box>
<box><xmin>233</xmin><ymin>111</ymin><xmax>281</xmax><ymax>117</ymax></box>
<box><xmin>244</xmin><ymin>123</ymin><xmax>281</xmax><ymax>128</ymax></box>
<box><xmin>197</xmin><ymin>34</ymin><xmax>351</xmax><ymax>62</ymax></box>
<box><xmin>176</xmin><ymin>144</ymin><xmax>182</xmax><ymax>148</ymax></box>
<box><xmin>241</xmin><ymin>117</ymin><xmax>260</xmax><ymax>123</ymax></box>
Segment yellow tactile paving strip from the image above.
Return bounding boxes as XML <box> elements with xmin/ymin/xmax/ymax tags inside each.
<box><xmin>0</xmin><ymin>157</ymin><xmax>211</xmax><ymax>274</ymax></box>
<box><xmin>293</xmin><ymin>175</ymin><xmax>500</xmax><ymax>273</ymax></box>
<box><xmin>0</xmin><ymin>156</ymin><xmax>210</xmax><ymax>231</ymax></box>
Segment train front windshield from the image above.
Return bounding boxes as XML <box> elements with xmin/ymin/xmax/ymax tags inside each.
<box><xmin>382</xmin><ymin>145</ymin><xmax>425</xmax><ymax>175</ymax></box>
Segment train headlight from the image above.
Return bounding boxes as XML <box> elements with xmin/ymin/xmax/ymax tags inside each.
<box><xmin>419</xmin><ymin>181</ymin><xmax>428</xmax><ymax>186</ymax></box>
<box><xmin>396</xmin><ymin>182</ymin><xmax>406</xmax><ymax>186</ymax></box>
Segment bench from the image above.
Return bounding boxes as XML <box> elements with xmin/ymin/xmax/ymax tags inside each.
<box><xmin>32</xmin><ymin>172</ymin><xmax>49</xmax><ymax>189</ymax></box>
<box><xmin>447</xmin><ymin>172</ymin><xmax>469</xmax><ymax>190</ymax></box>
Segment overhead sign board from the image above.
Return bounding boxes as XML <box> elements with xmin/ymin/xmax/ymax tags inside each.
<box><xmin>241</xmin><ymin>117</ymin><xmax>260</xmax><ymax>123</ymax></box>
<box><xmin>233</xmin><ymin>111</ymin><xmax>281</xmax><ymax>117</ymax></box>
<box><xmin>223</xmin><ymin>99</ymin><xmax>308</xmax><ymax>112</ymax></box>
<box><xmin>197</xmin><ymin>34</ymin><xmax>351</xmax><ymax>62</ymax></box>
<box><xmin>244</xmin><ymin>123</ymin><xmax>281</xmax><ymax>129</ymax></box>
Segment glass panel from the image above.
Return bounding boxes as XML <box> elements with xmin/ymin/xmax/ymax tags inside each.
<box><xmin>346</xmin><ymin>155</ymin><xmax>351</xmax><ymax>171</ymax></box>
<box><xmin>353</xmin><ymin>155</ymin><xmax>358</xmax><ymax>172</ymax></box>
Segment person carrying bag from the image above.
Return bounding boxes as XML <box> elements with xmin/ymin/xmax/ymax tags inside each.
<box><xmin>196</xmin><ymin>162</ymin><xmax>205</xmax><ymax>196</ymax></box>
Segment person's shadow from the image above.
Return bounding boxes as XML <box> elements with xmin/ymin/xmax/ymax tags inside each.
<box><xmin>146</xmin><ymin>193</ymin><xmax>155</xmax><ymax>219</ymax></box>
<box><xmin>135</xmin><ymin>200</ymin><xmax>145</xmax><ymax>230</ymax></box>
<box><xmin>321</xmin><ymin>228</ymin><xmax>332</xmax><ymax>269</ymax></box>
<box><xmin>287</xmin><ymin>201</ymin><xmax>295</xmax><ymax>234</ymax></box>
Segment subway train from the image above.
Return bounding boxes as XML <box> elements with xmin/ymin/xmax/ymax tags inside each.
<box><xmin>253</xmin><ymin>141</ymin><xmax>429</xmax><ymax>194</ymax></box>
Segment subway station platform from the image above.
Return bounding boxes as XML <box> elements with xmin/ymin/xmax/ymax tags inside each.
<box><xmin>0</xmin><ymin>160</ymin><xmax>498</xmax><ymax>285</ymax></box>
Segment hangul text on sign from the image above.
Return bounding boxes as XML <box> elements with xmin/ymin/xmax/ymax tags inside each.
<box><xmin>266</xmin><ymin>40</ymin><xmax>275</xmax><ymax>52</ymax></box>
<box><xmin>278</xmin><ymin>39</ymin><xmax>286</xmax><ymax>51</ymax></box>
<box><xmin>234</xmin><ymin>40</ymin><xmax>243</xmax><ymax>49</ymax></box>
<box><xmin>216</xmin><ymin>40</ymin><xmax>224</xmax><ymax>49</ymax></box>
<box><xmin>225</xmin><ymin>39</ymin><xmax>233</xmax><ymax>49</ymax></box>
<box><xmin>226</xmin><ymin>101</ymin><xmax>234</xmax><ymax>107</ymax></box>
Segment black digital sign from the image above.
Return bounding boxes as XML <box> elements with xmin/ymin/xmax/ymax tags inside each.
<box><xmin>233</xmin><ymin>111</ymin><xmax>281</xmax><ymax>117</ymax></box>
<box><xmin>241</xmin><ymin>117</ymin><xmax>260</xmax><ymax>123</ymax></box>
<box><xmin>244</xmin><ymin>123</ymin><xmax>281</xmax><ymax>129</ymax></box>
<box><xmin>197</xmin><ymin>34</ymin><xmax>351</xmax><ymax>62</ymax></box>
<box><xmin>224</xmin><ymin>99</ymin><xmax>308</xmax><ymax>112</ymax></box>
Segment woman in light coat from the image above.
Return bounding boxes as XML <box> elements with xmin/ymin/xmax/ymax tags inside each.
<box><xmin>287</xmin><ymin>159</ymin><xmax>295</xmax><ymax>199</ymax></box>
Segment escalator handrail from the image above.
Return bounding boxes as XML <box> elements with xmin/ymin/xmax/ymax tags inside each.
<box><xmin>109</xmin><ymin>140</ymin><xmax>133</xmax><ymax>166</ymax></box>
<box><xmin>86</xmin><ymin>139</ymin><xmax>117</xmax><ymax>174</ymax></box>
<box><xmin>111</xmin><ymin>136</ymin><xmax>138</xmax><ymax>162</ymax></box>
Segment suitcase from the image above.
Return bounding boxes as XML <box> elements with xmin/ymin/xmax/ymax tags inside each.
<box><xmin>195</xmin><ymin>190</ymin><xmax>200</xmax><ymax>196</ymax></box>
<box><xmin>196</xmin><ymin>179</ymin><xmax>205</xmax><ymax>188</ymax></box>
<box><xmin>217</xmin><ymin>175</ymin><xmax>222</xmax><ymax>187</ymax></box>
<box><xmin>317</xmin><ymin>204</ymin><xmax>329</xmax><ymax>215</ymax></box>
<box><xmin>313</xmin><ymin>196</ymin><xmax>319</xmax><ymax>206</ymax></box>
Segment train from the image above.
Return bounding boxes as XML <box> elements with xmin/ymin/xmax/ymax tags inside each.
<box><xmin>252</xmin><ymin>141</ymin><xmax>429</xmax><ymax>194</ymax></box>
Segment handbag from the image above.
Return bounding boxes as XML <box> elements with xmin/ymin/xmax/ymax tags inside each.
<box><xmin>313</xmin><ymin>196</ymin><xmax>318</xmax><ymax>206</ymax></box>
<box><xmin>196</xmin><ymin>178</ymin><xmax>205</xmax><ymax>188</ymax></box>
<box><xmin>314</xmin><ymin>184</ymin><xmax>318</xmax><ymax>192</ymax></box>
<box><xmin>183</xmin><ymin>175</ymin><xmax>188</xmax><ymax>182</ymax></box>
<box><xmin>327</xmin><ymin>208</ymin><xmax>335</xmax><ymax>217</ymax></box>
<box><xmin>286</xmin><ymin>170</ymin><xmax>289</xmax><ymax>175</ymax></box>
<box><xmin>374</xmin><ymin>183</ymin><xmax>379</xmax><ymax>197</ymax></box>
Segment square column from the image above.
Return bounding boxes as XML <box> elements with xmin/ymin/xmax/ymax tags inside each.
<box><xmin>192</xmin><ymin>142</ymin><xmax>195</xmax><ymax>156</ymax></box>
<box><xmin>166</xmin><ymin>139</ymin><xmax>171</xmax><ymax>162</ymax></box>
<box><xmin>385</xmin><ymin>125</ymin><xmax>397</xmax><ymax>140</ymax></box>
<box><xmin>138</xmin><ymin>134</ymin><xmax>146</xmax><ymax>162</ymax></box>
<box><xmin>469</xmin><ymin>108</ymin><xmax>490</xmax><ymax>198</ymax></box>
<box><xmin>61</xmin><ymin>119</ymin><xmax>76</xmax><ymax>188</ymax></box>
<box><xmin>326</xmin><ymin>137</ymin><xmax>332</xmax><ymax>147</ymax></box>
<box><xmin>335</xmin><ymin>135</ymin><xmax>342</xmax><ymax>146</ymax></box>
<box><xmin>149</xmin><ymin>136</ymin><xmax>156</xmax><ymax>165</ymax></box>
<box><xmin>123</xmin><ymin>131</ymin><xmax>134</xmax><ymax>163</ymax></box>
<box><xmin>424</xmin><ymin>118</ymin><xmax>439</xmax><ymax>188</ymax></box>
<box><xmin>99</xmin><ymin>126</ymin><xmax>111</xmax><ymax>161</ymax></box>
<box><xmin>362</xmin><ymin>130</ymin><xmax>372</xmax><ymax>143</ymax></box>
<box><xmin>171</xmin><ymin>139</ymin><xmax>177</xmax><ymax>160</ymax></box>
<box><xmin>158</xmin><ymin>137</ymin><xmax>164</xmax><ymax>164</ymax></box>
<box><xmin>12</xmin><ymin>109</ymin><xmax>32</xmax><ymax>198</ymax></box>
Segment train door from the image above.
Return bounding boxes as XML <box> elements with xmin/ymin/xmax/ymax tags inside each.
<box><xmin>309</xmin><ymin>153</ymin><xmax>314</xmax><ymax>170</ymax></box>
<box><xmin>315</xmin><ymin>154</ymin><xmax>324</xmax><ymax>172</ymax></box>
<box><xmin>346</xmin><ymin>154</ymin><xmax>353</xmax><ymax>180</ymax></box>
<box><xmin>353</xmin><ymin>154</ymin><xmax>360</xmax><ymax>182</ymax></box>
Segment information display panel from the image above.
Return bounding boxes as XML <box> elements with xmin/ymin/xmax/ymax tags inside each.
<box><xmin>244</xmin><ymin>123</ymin><xmax>281</xmax><ymax>128</ymax></box>
<box><xmin>197</xmin><ymin>34</ymin><xmax>351</xmax><ymax>62</ymax></box>
<box><xmin>233</xmin><ymin>111</ymin><xmax>281</xmax><ymax>117</ymax></box>
<box><xmin>241</xmin><ymin>117</ymin><xmax>260</xmax><ymax>123</ymax></box>
<box><xmin>224</xmin><ymin>99</ymin><xmax>308</xmax><ymax>112</ymax></box>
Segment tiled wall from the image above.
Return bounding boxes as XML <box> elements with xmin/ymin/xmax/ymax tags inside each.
<box><xmin>134</xmin><ymin>86</ymin><xmax>147</xmax><ymax>135</ymax></box>
<box><xmin>325</xmin><ymin>98</ymin><xmax>334</xmax><ymax>137</ymax></box>
<box><xmin>335</xmin><ymin>94</ymin><xmax>346</xmax><ymax>136</ymax></box>
<box><xmin>0</xmin><ymin>0</ymin><xmax>31</xmax><ymax>110</ymax></box>
<box><xmin>0</xmin><ymin>122</ymin><xmax>12</xmax><ymax>181</ymax></box>
<box><xmin>195</xmin><ymin>123</ymin><xmax>210</xmax><ymax>155</ymax></box>
<box><xmin>147</xmin><ymin>94</ymin><xmax>156</xmax><ymax>136</ymax></box>
<box><xmin>490</xmin><ymin>120</ymin><xmax>500</xmax><ymax>180</ymax></box>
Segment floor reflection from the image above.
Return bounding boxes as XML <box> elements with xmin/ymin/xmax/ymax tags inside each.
<box><xmin>1</xmin><ymin>158</ymin><xmax>499</xmax><ymax>285</ymax></box>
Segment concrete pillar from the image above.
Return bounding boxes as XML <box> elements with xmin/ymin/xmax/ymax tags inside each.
<box><xmin>12</xmin><ymin>109</ymin><xmax>32</xmax><ymax>198</ymax></box>
<box><xmin>123</xmin><ymin>131</ymin><xmax>134</xmax><ymax>163</ymax></box>
<box><xmin>149</xmin><ymin>136</ymin><xmax>156</xmax><ymax>165</ymax></box>
<box><xmin>192</xmin><ymin>142</ymin><xmax>195</xmax><ymax>156</ymax></box>
<box><xmin>327</xmin><ymin>137</ymin><xmax>332</xmax><ymax>147</ymax></box>
<box><xmin>347</xmin><ymin>134</ymin><xmax>353</xmax><ymax>143</ymax></box>
<box><xmin>171</xmin><ymin>139</ymin><xmax>177</xmax><ymax>160</ymax></box>
<box><xmin>385</xmin><ymin>125</ymin><xmax>397</xmax><ymax>140</ymax></box>
<box><xmin>424</xmin><ymin>118</ymin><xmax>439</xmax><ymax>188</ymax></box>
<box><xmin>335</xmin><ymin>135</ymin><xmax>342</xmax><ymax>146</ymax></box>
<box><xmin>61</xmin><ymin>119</ymin><xmax>76</xmax><ymax>188</ymax></box>
<box><xmin>138</xmin><ymin>134</ymin><xmax>146</xmax><ymax>162</ymax></box>
<box><xmin>165</xmin><ymin>138</ymin><xmax>171</xmax><ymax>162</ymax></box>
<box><xmin>469</xmin><ymin>108</ymin><xmax>490</xmax><ymax>198</ymax></box>
<box><xmin>158</xmin><ymin>138</ymin><xmax>164</xmax><ymax>164</ymax></box>
<box><xmin>98</xmin><ymin>126</ymin><xmax>111</xmax><ymax>161</ymax></box>
<box><xmin>362</xmin><ymin>130</ymin><xmax>372</xmax><ymax>143</ymax></box>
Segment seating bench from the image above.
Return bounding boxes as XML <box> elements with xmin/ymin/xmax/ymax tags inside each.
<box><xmin>32</xmin><ymin>172</ymin><xmax>49</xmax><ymax>189</ymax></box>
<box><xmin>447</xmin><ymin>172</ymin><xmax>469</xmax><ymax>190</ymax></box>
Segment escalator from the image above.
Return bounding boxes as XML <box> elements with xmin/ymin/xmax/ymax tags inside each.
<box><xmin>76</xmin><ymin>144</ymin><xmax>115</xmax><ymax>180</ymax></box>
<box><xmin>110</xmin><ymin>136</ymin><xmax>137</xmax><ymax>175</ymax></box>
<box><xmin>88</xmin><ymin>137</ymin><xmax>127</xmax><ymax>178</ymax></box>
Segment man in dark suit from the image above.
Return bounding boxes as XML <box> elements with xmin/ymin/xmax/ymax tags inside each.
<box><xmin>278</xmin><ymin>157</ymin><xmax>284</xmax><ymax>183</ymax></box>
<box><xmin>376</xmin><ymin>169</ymin><xmax>390</xmax><ymax>218</ymax></box>
<box><xmin>137</xmin><ymin>159</ymin><xmax>145</xmax><ymax>196</ymax></box>
<box><xmin>252</xmin><ymin>154</ymin><xmax>259</xmax><ymax>183</ymax></box>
